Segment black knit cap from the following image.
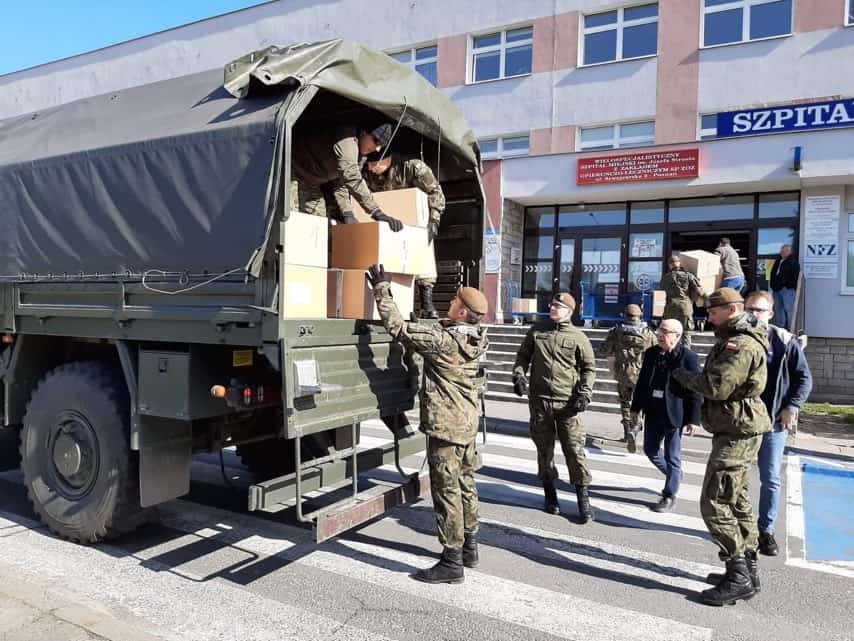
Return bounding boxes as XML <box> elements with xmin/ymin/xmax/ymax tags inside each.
<box><xmin>371</xmin><ymin>123</ymin><xmax>393</xmax><ymax>148</ymax></box>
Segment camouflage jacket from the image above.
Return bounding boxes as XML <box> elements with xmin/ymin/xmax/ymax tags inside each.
<box><xmin>513</xmin><ymin>321</ymin><xmax>596</xmax><ymax>402</ymax></box>
<box><xmin>599</xmin><ymin>320</ymin><xmax>656</xmax><ymax>385</ymax></box>
<box><xmin>373</xmin><ymin>283</ymin><xmax>489</xmax><ymax>445</ymax></box>
<box><xmin>292</xmin><ymin>124</ymin><xmax>380</xmax><ymax>215</ymax></box>
<box><xmin>363</xmin><ymin>158</ymin><xmax>445</xmax><ymax>226</ymax></box>
<box><xmin>672</xmin><ymin>313</ymin><xmax>771</xmax><ymax>437</ymax></box>
<box><xmin>660</xmin><ymin>269</ymin><xmax>705</xmax><ymax>307</ymax></box>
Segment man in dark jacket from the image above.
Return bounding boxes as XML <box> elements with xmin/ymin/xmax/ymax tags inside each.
<box><xmin>512</xmin><ymin>293</ymin><xmax>596</xmax><ymax>522</ymax></box>
<box><xmin>744</xmin><ymin>291</ymin><xmax>812</xmax><ymax>556</ymax></box>
<box><xmin>768</xmin><ymin>245</ymin><xmax>800</xmax><ymax>330</ymax></box>
<box><xmin>630</xmin><ymin>318</ymin><xmax>702</xmax><ymax>513</ymax></box>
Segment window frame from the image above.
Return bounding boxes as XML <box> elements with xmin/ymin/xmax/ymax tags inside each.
<box><xmin>387</xmin><ymin>44</ymin><xmax>438</xmax><ymax>86</ymax></box>
<box><xmin>844</xmin><ymin>213</ymin><xmax>854</xmax><ymax>295</ymax></box>
<box><xmin>479</xmin><ymin>134</ymin><xmax>531</xmax><ymax>159</ymax></box>
<box><xmin>468</xmin><ymin>26</ymin><xmax>534</xmax><ymax>84</ymax></box>
<box><xmin>700</xmin><ymin>0</ymin><xmax>794</xmax><ymax>49</ymax></box>
<box><xmin>580</xmin><ymin>3</ymin><xmax>660</xmax><ymax>67</ymax></box>
<box><xmin>577</xmin><ymin>121</ymin><xmax>656</xmax><ymax>151</ymax></box>
<box><xmin>847</xmin><ymin>0</ymin><xmax>854</xmax><ymax>26</ymax></box>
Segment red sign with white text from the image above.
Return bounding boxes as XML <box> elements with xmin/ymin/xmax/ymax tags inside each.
<box><xmin>577</xmin><ymin>149</ymin><xmax>700</xmax><ymax>185</ymax></box>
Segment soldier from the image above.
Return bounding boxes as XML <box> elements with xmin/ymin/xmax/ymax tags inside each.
<box><xmin>363</xmin><ymin>153</ymin><xmax>446</xmax><ymax>318</ymax></box>
<box><xmin>512</xmin><ymin>293</ymin><xmax>596</xmax><ymax>522</ymax></box>
<box><xmin>599</xmin><ymin>303</ymin><xmax>656</xmax><ymax>452</ymax></box>
<box><xmin>672</xmin><ymin>288</ymin><xmax>771</xmax><ymax>607</ymax></box>
<box><xmin>367</xmin><ymin>264</ymin><xmax>489</xmax><ymax>584</ymax></box>
<box><xmin>659</xmin><ymin>255</ymin><xmax>706</xmax><ymax>348</ymax></box>
<box><xmin>290</xmin><ymin>123</ymin><xmax>403</xmax><ymax>231</ymax></box>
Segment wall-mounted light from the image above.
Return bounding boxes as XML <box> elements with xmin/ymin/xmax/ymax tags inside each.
<box><xmin>792</xmin><ymin>146</ymin><xmax>802</xmax><ymax>173</ymax></box>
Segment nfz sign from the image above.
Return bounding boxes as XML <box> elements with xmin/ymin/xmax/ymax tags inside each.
<box><xmin>717</xmin><ymin>99</ymin><xmax>854</xmax><ymax>137</ymax></box>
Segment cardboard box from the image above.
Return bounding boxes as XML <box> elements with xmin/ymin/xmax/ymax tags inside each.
<box><xmin>352</xmin><ymin>188</ymin><xmax>429</xmax><ymax>227</ymax></box>
<box><xmin>678</xmin><ymin>250</ymin><xmax>721</xmax><ymax>279</ymax></box>
<box><xmin>284</xmin><ymin>211</ymin><xmax>328</xmax><ymax>268</ymax></box>
<box><xmin>512</xmin><ymin>298</ymin><xmax>538</xmax><ymax>314</ymax></box>
<box><xmin>327</xmin><ymin>269</ymin><xmax>415</xmax><ymax>320</ymax></box>
<box><xmin>330</xmin><ymin>222</ymin><xmax>436</xmax><ymax>277</ymax></box>
<box><xmin>653</xmin><ymin>290</ymin><xmax>666</xmax><ymax>317</ymax></box>
<box><xmin>695</xmin><ymin>274</ymin><xmax>722</xmax><ymax>305</ymax></box>
<box><xmin>282</xmin><ymin>265</ymin><xmax>327</xmax><ymax>318</ymax></box>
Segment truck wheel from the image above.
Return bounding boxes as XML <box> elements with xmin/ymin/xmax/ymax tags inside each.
<box><xmin>19</xmin><ymin>362</ymin><xmax>146</xmax><ymax>543</ymax></box>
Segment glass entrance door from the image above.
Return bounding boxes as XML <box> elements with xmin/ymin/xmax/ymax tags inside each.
<box><xmin>581</xmin><ymin>237</ymin><xmax>623</xmax><ymax>319</ymax></box>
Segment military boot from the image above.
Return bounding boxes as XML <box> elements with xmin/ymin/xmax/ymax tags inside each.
<box><xmin>420</xmin><ymin>285</ymin><xmax>439</xmax><ymax>319</ymax></box>
<box><xmin>699</xmin><ymin>558</ymin><xmax>756</xmax><ymax>606</ymax></box>
<box><xmin>624</xmin><ymin>420</ymin><xmax>640</xmax><ymax>454</ymax></box>
<box><xmin>706</xmin><ymin>550</ymin><xmax>761</xmax><ymax>592</ymax></box>
<box><xmin>462</xmin><ymin>532</ymin><xmax>479</xmax><ymax>568</ymax></box>
<box><xmin>543</xmin><ymin>480</ymin><xmax>560</xmax><ymax>515</ymax></box>
<box><xmin>575</xmin><ymin>484</ymin><xmax>594</xmax><ymax>523</ymax></box>
<box><xmin>620</xmin><ymin>419</ymin><xmax>632</xmax><ymax>443</ymax></box>
<box><xmin>412</xmin><ymin>547</ymin><xmax>464</xmax><ymax>584</ymax></box>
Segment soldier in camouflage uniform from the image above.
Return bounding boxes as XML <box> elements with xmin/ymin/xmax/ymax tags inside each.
<box><xmin>368</xmin><ymin>264</ymin><xmax>489</xmax><ymax>584</ymax></box>
<box><xmin>512</xmin><ymin>293</ymin><xmax>596</xmax><ymax>522</ymax></box>
<box><xmin>659</xmin><ymin>255</ymin><xmax>707</xmax><ymax>348</ymax></box>
<box><xmin>599</xmin><ymin>303</ymin><xmax>656</xmax><ymax>452</ymax></box>
<box><xmin>364</xmin><ymin>153</ymin><xmax>446</xmax><ymax>318</ymax></box>
<box><xmin>290</xmin><ymin>123</ymin><xmax>403</xmax><ymax>231</ymax></box>
<box><xmin>672</xmin><ymin>288</ymin><xmax>771</xmax><ymax>607</ymax></box>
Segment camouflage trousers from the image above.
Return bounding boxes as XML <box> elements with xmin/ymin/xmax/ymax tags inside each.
<box><xmin>664</xmin><ymin>301</ymin><xmax>694</xmax><ymax>349</ymax></box>
<box><xmin>617</xmin><ymin>381</ymin><xmax>636</xmax><ymax>425</ymax></box>
<box><xmin>427</xmin><ymin>436</ymin><xmax>480</xmax><ymax>549</ymax></box>
<box><xmin>701</xmin><ymin>433</ymin><xmax>762</xmax><ymax>560</ymax></box>
<box><xmin>529</xmin><ymin>397</ymin><xmax>592</xmax><ymax>486</ymax></box>
<box><xmin>290</xmin><ymin>179</ymin><xmax>344</xmax><ymax>219</ymax></box>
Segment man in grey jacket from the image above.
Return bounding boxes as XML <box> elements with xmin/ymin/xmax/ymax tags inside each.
<box><xmin>716</xmin><ymin>238</ymin><xmax>745</xmax><ymax>292</ymax></box>
<box><xmin>743</xmin><ymin>291</ymin><xmax>812</xmax><ymax>556</ymax></box>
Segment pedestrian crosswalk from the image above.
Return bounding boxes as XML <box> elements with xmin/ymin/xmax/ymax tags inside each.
<box><xmin>0</xmin><ymin>417</ymin><xmax>813</xmax><ymax>641</ymax></box>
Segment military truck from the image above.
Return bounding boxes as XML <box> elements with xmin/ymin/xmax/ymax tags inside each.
<box><xmin>0</xmin><ymin>40</ymin><xmax>485</xmax><ymax>543</ymax></box>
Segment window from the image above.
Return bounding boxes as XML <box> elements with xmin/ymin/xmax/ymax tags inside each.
<box><xmin>702</xmin><ymin>0</ymin><xmax>793</xmax><ymax>47</ymax></box>
<box><xmin>583</xmin><ymin>3</ymin><xmax>659</xmax><ymax>65</ymax></box>
<box><xmin>631</xmin><ymin>201</ymin><xmax>665</xmax><ymax>224</ymax></box>
<box><xmin>846</xmin><ymin>214</ymin><xmax>854</xmax><ymax>293</ymax></box>
<box><xmin>579</xmin><ymin>121</ymin><xmax>655</xmax><ymax>150</ymax></box>
<box><xmin>849</xmin><ymin>0</ymin><xmax>854</xmax><ymax>26</ymax></box>
<box><xmin>759</xmin><ymin>192</ymin><xmax>799</xmax><ymax>219</ymax></box>
<box><xmin>522</xmin><ymin>207</ymin><xmax>556</xmax><ymax>301</ymax></box>
<box><xmin>559</xmin><ymin>204</ymin><xmax>627</xmax><ymax>228</ymax></box>
<box><xmin>698</xmin><ymin>114</ymin><xmax>718</xmax><ymax>140</ymax></box>
<box><xmin>669</xmin><ymin>195</ymin><xmax>754</xmax><ymax>222</ymax></box>
<box><xmin>479</xmin><ymin>135</ymin><xmax>530</xmax><ymax>159</ymax></box>
<box><xmin>389</xmin><ymin>45</ymin><xmax>438</xmax><ymax>86</ymax></box>
<box><xmin>470</xmin><ymin>27</ymin><xmax>532</xmax><ymax>83</ymax></box>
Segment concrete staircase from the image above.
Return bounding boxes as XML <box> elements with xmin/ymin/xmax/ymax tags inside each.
<box><xmin>483</xmin><ymin>324</ymin><xmax>715</xmax><ymax>414</ymax></box>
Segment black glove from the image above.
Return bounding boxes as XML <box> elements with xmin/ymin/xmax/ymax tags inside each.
<box><xmin>428</xmin><ymin>219</ymin><xmax>440</xmax><ymax>243</ymax></box>
<box><xmin>573</xmin><ymin>396</ymin><xmax>590</xmax><ymax>413</ymax></box>
<box><xmin>512</xmin><ymin>375</ymin><xmax>528</xmax><ymax>397</ymax></box>
<box><xmin>340</xmin><ymin>210</ymin><xmax>358</xmax><ymax>225</ymax></box>
<box><xmin>371</xmin><ymin>209</ymin><xmax>403</xmax><ymax>232</ymax></box>
<box><xmin>365</xmin><ymin>264</ymin><xmax>391</xmax><ymax>288</ymax></box>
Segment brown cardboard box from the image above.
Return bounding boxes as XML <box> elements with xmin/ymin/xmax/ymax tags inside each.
<box><xmin>284</xmin><ymin>211</ymin><xmax>328</xmax><ymax>268</ymax></box>
<box><xmin>512</xmin><ymin>298</ymin><xmax>538</xmax><ymax>314</ymax></box>
<box><xmin>330</xmin><ymin>222</ymin><xmax>436</xmax><ymax>277</ymax></box>
<box><xmin>653</xmin><ymin>290</ymin><xmax>666</xmax><ymax>317</ymax></box>
<box><xmin>327</xmin><ymin>269</ymin><xmax>415</xmax><ymax>320</ymax></box>
<box><xmin>679</xmin><ymin>250</ymin><xmax>721</xmax><ymax>279</ymax></box>
<box><xmin>351</xmin><ymin>188</ymin><xmax>429</xmax><ymax>227</ymax></box>
<box><xmin>282</xmin><ymin>265</ymin><xmax>327</xmax><ymax>318</ymax></box>
<box><xmin>695</xmin><ymin>274</ymin><xmax>722</xmax><ymax>305</ymax></box>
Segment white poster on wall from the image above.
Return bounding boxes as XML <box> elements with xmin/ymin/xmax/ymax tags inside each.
<box><xmin>803</xmin><ymin>195</ymin><xmax>840</xmax><ymax>279</ymax></box>
<box><xmin>484</xmin><ymin>230</ymin><xmax>501</xmax><ymax>274</ymax></box>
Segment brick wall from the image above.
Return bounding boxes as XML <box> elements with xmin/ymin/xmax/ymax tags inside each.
<box><xmin>497</xmin><ymin>199</ymin><xmax>524</xmax><ymax>322</ymax></box>
<box><xmin>804</xmin><ymin>338</ymin><xmax>854</xmax><ymax>403</ymax></box>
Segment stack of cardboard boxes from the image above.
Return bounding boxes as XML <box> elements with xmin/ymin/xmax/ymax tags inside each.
<box><xmin>651</xmin><ymin>249</ymin><xmax>721</xmax><ymax>317</ymax></box>
<box><xmin>282</xmin><ymin>189</ymin><xmax>437</xmax><ymax>320</ymax></box>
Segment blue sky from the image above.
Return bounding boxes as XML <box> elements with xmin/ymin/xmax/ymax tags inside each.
<box><xmin>0</xmin><ymin>1</ymin><xmax>270</xmax><ymax>75</ymax></box>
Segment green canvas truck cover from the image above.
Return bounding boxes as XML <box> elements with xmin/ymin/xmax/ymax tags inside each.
<box><xmin>0</xmin><ymin>39</ymin><xmax>479</xmax><ymax>280</ymax></box>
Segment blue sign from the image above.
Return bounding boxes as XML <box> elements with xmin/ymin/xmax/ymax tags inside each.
<box><xmin>717</xmin><ymin>99</ymin><xmax>854</xmax><ymax>138</ymax></box>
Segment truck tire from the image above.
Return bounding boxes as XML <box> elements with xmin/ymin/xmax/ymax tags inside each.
<box><xmin>19</xmin><ymin>361</ymin><xmax>146</xmax><ymax>543</ymax></box>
